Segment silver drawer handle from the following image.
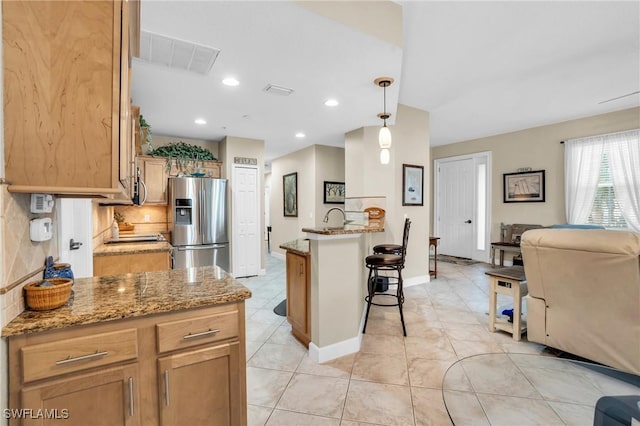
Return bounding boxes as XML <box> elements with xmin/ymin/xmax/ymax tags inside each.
<box><xmin>55</xmin><ymin>350</ymin><xmax>108</xmax><ymax>365</ymax></box>
<box><xmin>183</xmin><ymin>329</ymin><xmax>220</xmax><ymax>340</ymax></box>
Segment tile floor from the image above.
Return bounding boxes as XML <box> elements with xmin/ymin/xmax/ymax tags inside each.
<box><xmin>237</xmin><ymin>255</ymin><xmax>560</xmax><ymax>426</ymax></box>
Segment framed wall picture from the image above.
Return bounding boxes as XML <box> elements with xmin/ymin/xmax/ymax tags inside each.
<box><xmin>503</xmin><ymin>170</ymin><xmax>545</xmax><ymax>203</ymax></box>
<box><xmin>283</xmin><ymin>172</ymin><xmax>298</xmax><ymax>217</ymax></box>
<box><xmin>323</xmin><ymin>181</ymin><xmax>345</xmax><ymax>204</ymax></box>
<box><xmin>402</xmin><ymin>164</ymin><xmax>424</xmax><ymax>206</ymax></box>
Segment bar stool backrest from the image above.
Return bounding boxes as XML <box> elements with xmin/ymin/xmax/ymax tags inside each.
<box><xmin>400</xmin><ymin>218</ymin><xmax>411</xmax><ymax>263</ymax></box>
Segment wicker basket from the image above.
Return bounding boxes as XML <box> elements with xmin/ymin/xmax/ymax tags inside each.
<box><xmin>24</xmin><ymin>278</ymin><xmax>73</xmax><ymax>311</ymax></box>
<box><xmin>118</xmin><ymin>223</ymin><xmax>135</xmax><ymax>232</ymax></box>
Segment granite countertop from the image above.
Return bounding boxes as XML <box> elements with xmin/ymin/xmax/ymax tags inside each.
<box><xmin>302</xmin><ymin>223</ymin><xmax>385</xmax><ymax>235</ymax></box>
<box><xmin>279</xmin><ymin>239</ymin><xmax>310</xmax><ymax>255</ymax></box>
<box><xmin>93</xmin><ymin>240</ymin><xmax>173</xmax><ymax>256</ymax></box>
<box><xmin>2</xmin><ymin>266</ymin><xmax>251</xmax><ymax>337</ymax></box>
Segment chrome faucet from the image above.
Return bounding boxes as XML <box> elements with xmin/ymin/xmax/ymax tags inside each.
<box><xmin>323</xmin><ymin>207</ymin><xmax>346</xmax><ymax>224</ymax></box>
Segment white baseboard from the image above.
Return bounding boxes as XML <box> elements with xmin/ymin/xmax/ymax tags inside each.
<box><xmin>270</xmin><ymin>251</ymin><xmax>285</xmax><ymax>261</ymax></box>
<box><xmin>309</xmin><ymin>335</ymin><xmax>362</xmax><ymax>363</ymax></box>
<box><xmin>258</xmin><ymin>268</ymin><xmax>266</xmax><ymax>276</ymax></box>
<box><xmin>405</xmin><ymin>274</ymin><xmax>430</xmax><ymax>287</ymax></box>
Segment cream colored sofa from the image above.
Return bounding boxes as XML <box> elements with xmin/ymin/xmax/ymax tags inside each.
<box><xmin>521</xmin><ymin>228</ymin><xmax>640</xmax><ymax>374</ymax></box>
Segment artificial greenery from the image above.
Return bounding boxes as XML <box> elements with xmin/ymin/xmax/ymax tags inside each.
<box><xmin>148</xmin><ymin>141</ymin><xmax>217</xmax><ymax>172</ymax></box>
<box><xmin>114</xmin><ymin>211</ymin><xmax>126</xmax><ymax>223</ymax></box>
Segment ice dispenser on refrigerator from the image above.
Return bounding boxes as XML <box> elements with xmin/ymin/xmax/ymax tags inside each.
<box><xmin>169</xmin><ymin>177</ymin><xmax>229</xmax><ymax>271</ymax></box>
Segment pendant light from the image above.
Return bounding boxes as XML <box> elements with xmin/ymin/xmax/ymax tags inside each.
<box><xmin>375</xmin><ymin>77</ymin><xmax>394</xmax><ymax>149</ymax></box>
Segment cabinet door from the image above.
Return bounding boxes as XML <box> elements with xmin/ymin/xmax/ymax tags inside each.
<box><xmin>158</xmin><ymin>342</ymin><xmax>243</xmax><ymax>426</ymax></box>
<box><xmin>3</xmin><ymin>1</ymin><xmax>120</xmax><ymax>191</ymax></box>
<box><xmin>20</xmin><ymin>365</ymin><xmax>140</xmax><ymax>426</ymax></box>
<box><xmin>139</xmin><ymin>157</ymin><xmax>168</xmax><ymax>205</ymax></box>
<box><xmin>286</xmin><ymin>252</ymin><xmax>310</xmax><ymax>345</ymax></box>
<box><xmin>93</xmin><ymin>252</ymin><xmax>170</xmax><ymax>276</ymax></box>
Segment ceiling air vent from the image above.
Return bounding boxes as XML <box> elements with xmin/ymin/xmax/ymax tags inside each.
<box><xmin>138</xmin><ymin>31</ymin><xmax>220</xmax><ymax>75</ymax></box>
<box><xmin>263</xmin><ymin>84</ymin><xmax>295</xmax><ymax>96</ymax></box>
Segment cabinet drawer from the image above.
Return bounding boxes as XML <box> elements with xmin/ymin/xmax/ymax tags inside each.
<box><xmin>21</xmin><ymin>329</ymin><xmax>138</xmax><ymax>383</ymax></box>
<box><xmin>156</xmin><ymin>310</ymin><xmax>239</xmax><ymax>353</ymax></box>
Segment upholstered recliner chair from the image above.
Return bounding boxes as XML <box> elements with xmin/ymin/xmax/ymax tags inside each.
<box><xmin>521</xmin><ymin>228</ymin><xmax>640</xmax><ymax>375</ymax></box>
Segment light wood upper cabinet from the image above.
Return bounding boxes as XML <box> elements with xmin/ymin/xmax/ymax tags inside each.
<box><xmin>138</xmin><ymin>156</ymin><xmax>169</xmax><ymax>205</ymax></box>
<box><xmin>2</xmin><ymin>0</ymin><xmax>139</xmax><ymax>196</ymax></box>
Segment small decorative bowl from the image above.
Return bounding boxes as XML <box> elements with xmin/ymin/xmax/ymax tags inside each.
<box><xmin>191</xmin><ymin>172</ymin><xmax>205</xmax><ymax>177</ymax></box>
<box><xmin>24</xmin><ymin>278</ymin><xmax>73</xmax><ymax>311</ymax></box>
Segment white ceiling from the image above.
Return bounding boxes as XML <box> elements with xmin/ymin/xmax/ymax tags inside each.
<box><xmin>132</xmin><ymin>1</ymin><xmax>640</xmax><ymax>163</ymax></box>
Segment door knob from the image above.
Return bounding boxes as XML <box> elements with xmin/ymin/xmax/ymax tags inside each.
<box><xmin>464</xmin><ymin>220</ymin><xmax>472</xmax><ymax>224</ymax></box>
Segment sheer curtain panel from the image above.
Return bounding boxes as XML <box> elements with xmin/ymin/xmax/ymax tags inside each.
<box><xmin>608</xmin><ymin>129</ymin><xmax>640</xmax><ymax>232</ymax></box>
<box><xmin>564</xmin><ymin>138</ymin><xmax>604</xmax><ymax>224</ymax></box>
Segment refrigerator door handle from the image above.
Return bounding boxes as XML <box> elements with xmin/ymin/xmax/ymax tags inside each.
<box><xmin>177</xmin><ymin>244</ymin><xmax>227</xmax><ymax>251</ymax></box>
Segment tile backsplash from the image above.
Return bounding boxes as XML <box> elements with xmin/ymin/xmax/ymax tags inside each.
<box><xmin>1</xmin><ymin>185</ymin><xmax>58</xmax><ymax>324</ymax></box>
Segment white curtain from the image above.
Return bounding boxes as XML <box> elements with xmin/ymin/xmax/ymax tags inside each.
<box><xmin>608</xmin><ymin>129</ymin><xmax>640</xmax><ymax>232</ymax></box>
<box><xmin>564</xmin><ymin>137</ymin><xmax>604</xmax><ymax>224</ymax></box>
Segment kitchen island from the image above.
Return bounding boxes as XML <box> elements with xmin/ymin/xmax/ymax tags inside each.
<box><xmin>301</xmin><ymin>224</ymin><xmax>384</xmax><ymax>363</ymax></box>
<box><xmin>3</xmin><ymin>266</ymin><xmax>251</xmax><ymax>426</ymax></box>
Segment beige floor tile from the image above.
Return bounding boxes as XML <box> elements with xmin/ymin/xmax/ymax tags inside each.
<box><xmin>246</xmin><ymin>340</ymin><xmax>264</xmax><ymax>361</ymax></box>
<box><xmin>340</xmin><ymin>421</ymin><xmax>386</xmax><ymax>426</ymax></box>
<box><xmin>363</xmin><ymin>317</ymin><xmax>407</xmax><ymax>336</ymax></box>
<box><xmin>351</xmin><ymin>352</ymin><xmax>409</xmax><ymax>385</ymax></box>
<box><xmin>248</xmin><ymin>342</ymin><xmax>307</xmax><ymax>372</ymax></box>
<box><xmin>578</xmin><ymin>365</ymin><xmax>640</xmax><ymax>395</ymax></box>
<box><xmin>359</xmin><ymin>334</ymin><xmax>406</xmax><ymax>356</ymax></box>
<box><xmin>477</xmin><ymin>393</ymin><xmax>564</xmax><ymax>425</ymax></box>
<box><xmin>461</xmin><ymin>355</ymin><xmax>542</xmax><ymax>398</ymax></box>
<box><xmin>547</xmin><ymin>401</ymin><xmax>594</xmax><ymax>425</ymax></box>
<box><xmin>520</xmin><ymin>366</ymin><xmax>605</xmax><ymax>405</ymax></box>
<box><xmin>435</xmin><ymin>308</ymin><xmax>481</xmax><ymax>325</ymax></box>
<box><xmin>276</xmin><ymin>373</ymin><xmax>349</xmax><ymax>418</ymax></box>
<box><xmin>248</xmin><ymin>404</ymin><xmax>273</xmax><ymax>426</ymax></box>
<box><xmin>247</xmin><ymin>367</ymin><xmax>293</xmax><ymax>408</ymax></box>
<box><xmin>267</xmin><ymin>324</ymin><xmax>307</xmax><ymax>348</ymax></box>
<box><xmin>411</xmin><ymin>387</ymin><xmax>452</xmax><ymax>426</ymax></box>
<box><xmin>408</xmin><ymin>358</ymin><xmax>456</xmax><ymax>389</ymax></box>
<box><xmin>404</xmin><ymin>335</ymin><xmax>457</xmax><ymax>362</ymax></box>
<box><xmin>246</xmin><ymin>319</ymin><xmax>280</xmax><ymax>343</ymax></box>
<box><xmin>448</xmin><ymin>338</ymin><xmax>504</xmax><ymax>359</ymax></box>
<box><xmin>441</xmin><ymin>362</ymin><xmax>473</xmax><ymax>392</ymax></box>
<box><xmin>266</xmin><ymin>409</ymin><xmax>341</xmax><ymax>425</ymax></box>
<box><xmin>251</xmin><ymin>307</ymin><xmax>288</xmax><ymax>325</ymax></box>
<box><xmin>296</xmin><ymin>353</ymin><xmax>355</xmax><ymax>379</ymax></box>
<box><xmin>342</xmin><ymin>380</ymin><xmax>414</xmax><ymax>426</ymax></box>
<box><xmin>442</xmin><ymin>390</ymin><xmax>489</xmax><ymax>426</ymax></box>
<box><xmin>444</xmin><ymin>324</ymin><xmax>496</xmax><ymax>342</ymax></box>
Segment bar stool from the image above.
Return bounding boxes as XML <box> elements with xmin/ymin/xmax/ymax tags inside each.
<box><xmin>362</xmin><ymin>219</ymin><xmax>411</xmax><ymax>336</ymax></box>
<box><xmin>372</xmin><ymin>218</ymin><xmax>411</xmax><ymax>255</ymax></box>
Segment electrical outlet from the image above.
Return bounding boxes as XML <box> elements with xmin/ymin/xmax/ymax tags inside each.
<box><xmin>144</xmin><ymin>214</ymin><xmax>151</xmax><ymax>223</ymax></box>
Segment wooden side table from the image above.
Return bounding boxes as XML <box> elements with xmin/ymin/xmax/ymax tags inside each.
<box><xmin>485</xmin><ymin>266</ymin><xmax>528</xmax><ymax>341</ymax></box>
<box><xmin>429</xmin><ymin>237</ymin><xmax>440</xmax><ymax>279</ymax></box>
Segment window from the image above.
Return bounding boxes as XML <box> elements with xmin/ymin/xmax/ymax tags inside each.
<box><xmin>588</xmin><ymin>151</ymin><xmax>627</xmax><ymax>228</ymax></box>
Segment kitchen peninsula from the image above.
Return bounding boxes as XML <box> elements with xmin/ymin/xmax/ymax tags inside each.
<box><xmin>3</xmin><ymin>266</ymin><xmax>251</xmax><ymax>426</ymax></box>
<box><xmin>301</xmin><ymin>224</ymin><xmax>384</xmax><ymax>363</ymax></box>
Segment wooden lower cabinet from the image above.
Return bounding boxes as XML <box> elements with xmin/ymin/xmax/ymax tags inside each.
<box><xmin>285</xmin><ymin>251</ymin><xmax>311</xmax><ymax>347</ymax></box>
<box><xmin>21</xmin><ymin>365</ymin><xmax>140</xmax><ymax>426</ymax></box>
<box><xmin>93</xmin><ymin>251</ymin><xmax>171</xmax><ymax>276</ymax></box>
<box><xmin>158</xmin><ymin>342</ymin><xmax>241</xmax><ymax>426</ymax></box>
<box><xmin>8</xmin><ymin>303</ymin><xmax>247</xmax><ymax>426</ymax></box>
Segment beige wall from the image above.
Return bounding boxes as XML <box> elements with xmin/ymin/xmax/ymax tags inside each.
<box><xmin>345</xmin><ymin>104</ymin><xmax>430</xmax><ymax>280</ymax></box>
<box><xmin>270</xmin><ymin>145</ymin><xmax>346</xmax><ymax>257</ymax></box>
<box><xmin>147</xmin><ymin>134</ymin><xmax>220</xmax><ymax>159</ymax></box>
<box><xmin>219</xmin><ymin>136</ymin><xmax>266</xmax><ymax>272</ymax></box>
<box><xmin>431</xmin><ymin>107</ymin><xmax>640</xmax><ymax>241</ymax></box>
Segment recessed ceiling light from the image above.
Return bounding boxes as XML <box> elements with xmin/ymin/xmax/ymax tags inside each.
<box><xmin>324</xmin><ymin>99</ymin><xmax>339</xmax><ymax>107</ymax></box>
<box><xmin>194</xmin><ymin>118</ymin><xmax>207</xmax><ymax>125</ymax></box>
<box><xmin>222</xmin><ymin>77</ymin><xmax>239</xmax><ymax>87</ymax></box>
<box><xmin>295</xmin><ymin>132</ymin><xmax>306</xmax><ymax>138</ymax></box>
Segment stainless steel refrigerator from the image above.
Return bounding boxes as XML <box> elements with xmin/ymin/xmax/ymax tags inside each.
<box><xmin>169</xmin><ymin>177</ymin><xmax>229</xmax><ymax>271</ymax></box>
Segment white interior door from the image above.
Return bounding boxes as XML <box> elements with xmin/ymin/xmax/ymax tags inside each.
<box><xmin>437</xmin><ymin>158</ymin><xmax>474</xmax><ymax>258</ymax></box>
<box><xmin>232</xmin><ymin>166</ymin><xmax>259</xmax><ymax>277</ymax></box>
<box><xmin>56</xmin><ymin>199</ymin><xmax>93</xmax><ymax>278</ymax></box>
